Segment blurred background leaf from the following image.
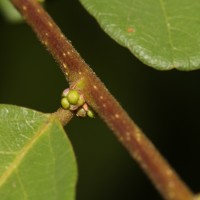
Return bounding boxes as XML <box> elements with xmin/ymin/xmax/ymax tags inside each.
<box><xmin>0</xmin><ymin>104</ymin><xmax>77</xmax><ymax>200</ymax></box>
<box><xmin>0</xmin><ymin>0</ymin><xmax>200</xmax><ymax>199</ymax></box>
<box><xmin>80</xmin><ymin>0</ymin><xmax>200</xmax><ymax>70</ymax></box>
<box><xmin>0</xmin><ymin>0</ymin><xmax>22</xmax><ymax>22</ymax></box>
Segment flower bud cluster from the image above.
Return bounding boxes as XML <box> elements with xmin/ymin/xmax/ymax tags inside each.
<box><xmin>61</xmin><ymin>88</ymin><xmax>94</xmax><ymax>118</ymax></box>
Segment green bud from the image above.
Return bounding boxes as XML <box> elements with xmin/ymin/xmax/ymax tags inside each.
<box><xmin>76</xmin><ymin>108</ymin><xmax>87</xmax><ymax>117</ymax></box>
<box><xmin>61</xmin><ymin>97</ymin><xmax>70</xmax><ymax>109</ymax></box>
<box><xmin>87</xmin><ymin>110</ymin><xmax>95</xmax><ymax>118</ymax></box>
<box><xmin>67</xmin><ymin>90</ymin><xmax>80</xmax><ymax>105</ymax></box>
<box><xmin>77</xmin><ymin>95</ymin><xmax>85</xmax><ymax>107</ymax></box>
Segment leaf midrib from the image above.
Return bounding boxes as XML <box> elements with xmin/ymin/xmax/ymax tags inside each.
<box><xmin>0</xmin><ymin>116</ymin><xmax>54</xmax><ymax>187</ymax></box>
<box><xmin>159</xmin><ymin>0</ymin><xmax>174</xmax><ymax>66</ymax></box>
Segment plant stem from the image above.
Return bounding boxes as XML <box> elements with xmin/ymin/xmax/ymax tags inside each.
<box><xmin>194</xmin><ymin>194</ymin><xmax>200</xmax><ymax>200</ymax></box>
<box><xmin>10</xmin><ymin>0</ymin><xmax>195</xmax><ymax>200</ymax></box>
<box><xmin>53</xmin><ymin>108</ymin><xmax>74</xmax><ymax>127</ymax></box>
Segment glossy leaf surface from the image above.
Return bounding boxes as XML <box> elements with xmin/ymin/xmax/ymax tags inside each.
<box><xmin>0</xmin><ymin>104</ymin><xmax>77</xmax><ymax>200</ymax></box>
<box><xmin>80</xmin><ymin>0</ymin><xmax>200</xmax><ymax>70</ymax></box>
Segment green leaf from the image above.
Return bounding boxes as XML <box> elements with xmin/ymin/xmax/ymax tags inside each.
<box><xmin>80</xmin><ymin>0</ymin><xmax>200</xmax><ymax>70</ymax></box>
<box><xmin>0</xmin><ymin>0</ymin><xmax>22</xmax><ymax>23</ymax></box>
<box><xmin>0</xmin><ymin>104</ymin><xmax>77</xmax><ymax>200</ymax></box>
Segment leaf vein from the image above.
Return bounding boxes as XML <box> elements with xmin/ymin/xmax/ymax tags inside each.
<box><xmin>159</xmin><ymin>0</ymin><xmax>175</xmax><ymax>65</ymax></box>
<box><xmin>0</xmin><ymin>117</ymin><xmax>53</xmax><ymax>187</ymax></box>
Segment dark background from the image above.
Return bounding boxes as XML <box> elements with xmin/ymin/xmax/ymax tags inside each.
<box><xmin>0</xmin><ymin>0</ymin><xmax>200</xmax><ymax>199</ymax></box>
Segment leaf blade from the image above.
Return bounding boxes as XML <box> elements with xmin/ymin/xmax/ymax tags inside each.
<box><xmin>0</xmin><ymin>104</ymin><xmax>77</xmax><ymax>200</ymax></box>
<box><xmin>80</xmin><ymin>0</ymin><xmax>200</xmax><ymax>70</ymax></box>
